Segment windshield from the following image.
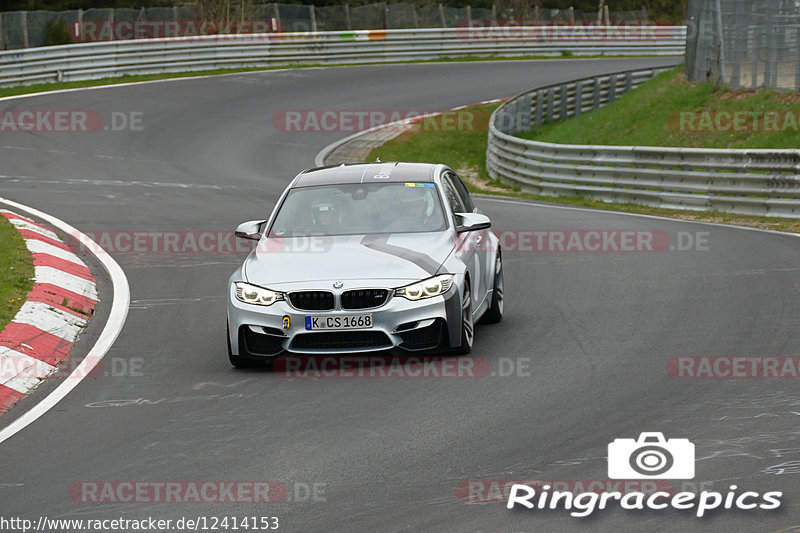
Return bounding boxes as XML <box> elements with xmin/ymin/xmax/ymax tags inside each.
<box><xmin>268</xmin><ymin>182</ymin><xmax>447</xmax><ymax>237</ymax></box>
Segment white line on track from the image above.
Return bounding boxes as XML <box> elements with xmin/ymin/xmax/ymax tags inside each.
<box><xmin>0</xmin><ymin>197</ymin><xmax>130</xmax><ymax>445</ymax></box>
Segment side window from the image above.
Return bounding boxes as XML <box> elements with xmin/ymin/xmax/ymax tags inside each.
<box><xmin>449</xmin><ymin>172</ymin><xmax>475</xmax><ymax>212</ymax></box>
<box><xmin>442</xmin><ymin>176</ymin><xmax>466</xmax><ymax>215</ymax></box>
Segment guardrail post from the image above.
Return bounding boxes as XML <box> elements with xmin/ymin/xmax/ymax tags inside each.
<box><xmin>593</xmin><ymin>77</ymin><xmax>601</xmax><ymax>110</ymax></box>
<box><xmin>310</xmin><ymin>5</ymin><xmax>317</xmax><ymax>32</ymax></box>
<box><xmin>752</xmin><ymin>30</ymin><xmax>761</xmax><ymax>87</ymax></box>
<box><xmin>76</xmin><ymin>9</ymin><xmax>83</xmax><ymax>41</ymax></box>
<box><xmin>497</xmin><ymin>107</ymin><xmax>512</xmax><ymax>134</ymax></box>
<box><xmin>466</xmin><ymin>6</ymin><xmax>472</xmax><ymax>28</ymax></box>
<box><xmin>625</xmin><ymin>71</ymin><xmax>633</xmax><ymax>93</ymax></box>
<box><xmin>534</xmin><ymin>90</ymin><xmax>543</xmax><ymax>128</ymax></box>
<box><xmin>274</xmin><ymin>4</ymin><xmax>282</xmax><ymax>32</ymax></box>
<box><xmin>560</xmin><ymin>85</ymin><xmax>568</xmax><ymax>121</ymax></box>
<box><xmin>493</xmin><ymin>108</ymin><xmax>504</xmax><ymax>134</ymax></box>
<box><xmin>439</xmin><ymin>4</ymin><xmax>447</xmax><ymax>28</ymax></box>
<box><xmin>608</xmin><ymin>75</ymin><xmax>617</xmax><ymax>103</ymax></box>
<box><xmin>0</xmin><ymin>14</ymin><xmax>4</xmax><ymax>50</ymax></box>
<box><xmin>345</xmin><ymin>4</ymin><xmax>352</xmax><ymax>31</ymax></box>
<box><xmin>575</xmin><ymin>81</ymin><xmax>583</xmax><ymax>116</ymax></box>
<box><xmin>797</xmin><ymin>40</ymin><xmax>800</xmax><ymax>91</ymax></box>
<box><xmin>506</xmin><ymin>99</ymin><xmax>517</xmax><ymax>133</ymax></box>
<box><xmin>546</xmin><ymin>87</ymin><xmax>555</xmax><ymax>123</ymax></box>
<box><xmin>520</xmin><ymin>94</ymin><xmax>532</xmax><ymax>132</ymax></box>
<box><xmin>514</xmin><ymin>100</ymin><xmax>531</xmax><ymax>133</ymax></box>
<box><xmin>714</xmin><ymin>0</ymin><xmax>726</xmax><ymax>86</ymax></box>
<box><xmin>21</xmin><ymin>11</ymin><xmax>29</xmax><ymax>49</ymax></box>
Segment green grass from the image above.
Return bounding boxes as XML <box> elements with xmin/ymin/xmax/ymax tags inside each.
<box><xmin>369</xmin><ymin>103</ymin><xmax>500</xmax><ymax>183</ymax></box>
<box><xmin>519</xmin><ymin>67</ymin><xmax>800</xmax><ymax>149</ymax></box>
<box><xmin>0</xmin><ymin>216</ymin><xmax>34</xmax><ymax>330</ymax></box>
<box><xmin>0</xmin><ymin>55</ymin><xmax>614</xmax><ymax>100</ymax></box>
<box><xmin>366</xmin><ymin>97</ymin><xmax>800</xmax><ymax>234</ymax></box>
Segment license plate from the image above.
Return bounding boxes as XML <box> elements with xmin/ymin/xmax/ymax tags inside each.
<box><xmin>305</xmin><ymin>314</ymin><xmax>373</xmax><ymax>330</ymax></box>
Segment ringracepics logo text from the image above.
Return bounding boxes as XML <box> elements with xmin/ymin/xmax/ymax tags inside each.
<box><xmin>506</xmin><ymin>482</ymin><xmax>781</xmax><ymax>517</ymax></box>
<box><xmin>506</xmin><ymin>433</ymin><xmax>782</xmax><ymax>518</ymax></box>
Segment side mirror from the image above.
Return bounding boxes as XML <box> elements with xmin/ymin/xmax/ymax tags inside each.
<box><xmin>235</xmin><ymin>220</ymin><xmax>266</xmax><ymax>240</ymax></box>
<box><xmin>455</xmin><ymin>213</ymin><xmax>491</xmax><ymax>233</ymax></box>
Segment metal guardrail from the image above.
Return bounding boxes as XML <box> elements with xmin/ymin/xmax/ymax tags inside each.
<box><xmin>0</xmin><ymin>26</ymin><xmax>685</xmax><ymax>87</ymax></box>
<box><xmin>487</xmin><ymin>68</ymin><xmax>800</xmax><ymax>218</ymax></box>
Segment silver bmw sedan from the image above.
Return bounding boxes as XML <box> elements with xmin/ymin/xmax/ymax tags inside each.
<box><xmin>226</xmin><ymin>161</ymin><xmax>503</xmax><ymax>367</ymax></box>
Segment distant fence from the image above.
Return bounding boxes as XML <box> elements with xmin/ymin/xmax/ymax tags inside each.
<box><xmin>0</xmin><ymin>3</ymin><xmax>653</xmax><ymax>50</ymax></box>
<box><xmin>0</xmin><ymin>26</ymin><xmax>685</xmax><ymax>88</ymax></box>
<box><xmin>487</xmin><ymin>68</ymin><xmax>800</xmax><ymax>218</ymax></box>
<box><xmin>686</xmin><ymin>0</ymin><xmax>800</xmax><ymax>90</ymax></box>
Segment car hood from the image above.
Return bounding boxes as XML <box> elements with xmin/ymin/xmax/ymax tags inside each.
<box><xmin>244</xmin><ymin>232</ymin><xmax>455</xmax><ymax>287</ymax></box>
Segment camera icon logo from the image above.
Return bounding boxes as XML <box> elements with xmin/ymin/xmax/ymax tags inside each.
<box><xmin>608</xmin><ymin>432</ymin><xmax>695</xmax><ymax>479</ymax></box>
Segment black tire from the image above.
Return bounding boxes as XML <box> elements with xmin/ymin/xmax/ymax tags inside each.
<box><xmin>452</xmin><ymin>282</ymin><xmax>474</xmax><ymax>355</ymax></box>
<box><xmin>481</xmin><ymin>250</ymin><xmax>504</xmax><ymax>324</ymax></box>
<box><xmin>228</xmin><ymin>321</ymin><xmax>271</xmax><ymax>369</ymax></box>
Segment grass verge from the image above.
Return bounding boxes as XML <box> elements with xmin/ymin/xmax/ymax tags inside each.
<box><xmin>519</xmin><ymin>67</ymin><xmax>800</xmax><ymax>149</ymax></box>
<box><xmin>0</xmin><ymin>216</ymin><xmax>34</xmax><ymax>330</ymax></box>
<box><xmin>366</xmin><ymin>99</ymin><xmax>800</xmax><ymax>234</ymax></box>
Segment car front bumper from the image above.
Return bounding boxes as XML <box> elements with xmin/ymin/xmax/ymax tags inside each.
<box><xmin>227</xmin><ymin>277</ymin><xmax>463</xmax><ymax>357</ymax></box>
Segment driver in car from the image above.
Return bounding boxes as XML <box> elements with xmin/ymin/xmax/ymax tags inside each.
<box><xmin>401</xmin><ymin>186</ymin><xmax>437</xmax><ymax>231</ymax></box>
<box><xmin>312</xmin><ymin>202</ymin><xmax>337</xmax><ymax>230</ymax></box>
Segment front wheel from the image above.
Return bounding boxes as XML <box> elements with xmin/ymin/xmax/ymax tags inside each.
<box><xmin>452</xmin><ymin>282</ymin><xmax>474</xmax><ymax>355</ymax></box>
<box><xmin>481</xmin><ymin>251</ymin><xmax>504</xmax><ymax>324</ymax></box>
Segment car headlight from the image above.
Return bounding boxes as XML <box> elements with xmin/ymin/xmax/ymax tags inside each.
<box><xmin>234</xmin><ymin>282</ymin><xmax>284</xmax><ymax>306</ymax></box>
<box><xmin>395</xmin><ymin>275</ymin><xmax>453</xmax><ymax>301</ymax></box>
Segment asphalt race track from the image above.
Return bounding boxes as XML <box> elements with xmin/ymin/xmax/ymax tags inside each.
<box><xmin>3</xmin><ymin>57</ymin><xmax>800</xmax><ymax>532</ymax></box>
